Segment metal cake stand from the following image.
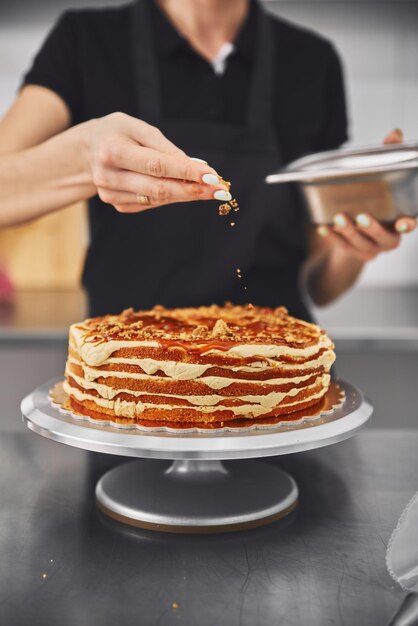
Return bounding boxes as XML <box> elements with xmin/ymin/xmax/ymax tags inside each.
<box><xmin>21</xmin><ymin>378</ymin><xmax>372</xmax><ymax>533</ymax></box>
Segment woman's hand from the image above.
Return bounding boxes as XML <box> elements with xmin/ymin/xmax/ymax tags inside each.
<box><xmin>315</xmin><ymin>128</ymin><xmax>417</xmax><ymax>262</ymax></box>
<box><xmin>316</xmin><ymin>212</ymin><xmax>417</xmax><ymax>262</ymax></box>
<box><xmin>306</xmin><ymin>128</ymin><xmax>417</xmax><ymax>305</ymax></box>
<box><xmin>306</xmin><ymin>210</ymin><xmax>416</xmax><ymax>306</ymax></box>
<box><xmin>86</xmin><ymin>112</ymin><xmax>230</xmax><ymax>212</ymax></box>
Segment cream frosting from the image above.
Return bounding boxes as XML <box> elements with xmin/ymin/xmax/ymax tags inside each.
<box><xmin>64</xmin><ymin>375</ymin><xmax>329</xmax><ymax>419</ymax></box>
<box><xmin>67</xmin><ymin>370</ymin><xmax>325</xmax><ymax>405</ymax></box>
<box><xmin>70</xmin><ymin>323</ymin><xmax>334</xmax><ymax>368</ymax></box>
<box><xmin>66</xmin><ymin>356</ymin><xmax>333</xmax><ymax>390</ymax></box>
<box><xmin>67</xmin><ymin>347</ymin><xmax>334</xmax><ymax>384</ymax></box>
<box><xmin>205</xmin><ymin>335</ymin><xmax>332</xmax><ymax>359</ymax></box>
<box><xmin>77</xmin><ymin>351</ymin><xmax>334</xmax><ymax>376</ymax></box>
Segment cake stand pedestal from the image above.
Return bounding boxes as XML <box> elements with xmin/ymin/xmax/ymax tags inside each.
<box><xmin>21</xmin><ymin>379</ymin><xmax>372</xmax><ymax>533</ymax></box>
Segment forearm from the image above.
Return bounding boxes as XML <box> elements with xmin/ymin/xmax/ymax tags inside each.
<box><xmin>0</xmin><ymin>121</ymin><xmax>95</xmax><ymax>227</ymax></box>
<box><xmin>305</xmin><ymin>245</ymin><xmax>365</xmax><ymax>306</ymax></box>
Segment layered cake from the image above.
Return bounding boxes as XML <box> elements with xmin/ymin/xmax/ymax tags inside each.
<box><xmin>64</xmin><ymin>304</ymin><xmax>335</xmax><ymax>424</ymax></box>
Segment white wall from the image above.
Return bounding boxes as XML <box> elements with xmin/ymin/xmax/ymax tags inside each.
<box><xmin>1</xmin><ymin>0</ymin><xmax>418</xmax><ymax>287</ymax></box>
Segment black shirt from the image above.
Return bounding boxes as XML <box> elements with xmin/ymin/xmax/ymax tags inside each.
<box><xmin>23</xmin><ymin>0</ymin><xmax>348</xmax><ymax>164</ymax></box>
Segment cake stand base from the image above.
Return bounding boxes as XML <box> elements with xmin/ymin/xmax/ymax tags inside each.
<box><xmin>95</xmin><ymin>459</ymin><xmax>298</xmax><ymax>533</ymax></box>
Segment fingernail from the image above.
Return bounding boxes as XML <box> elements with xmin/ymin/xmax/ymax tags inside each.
<box><xmin>317</xmin><ymin>225</ymin><xmax>330</xmax><ymax>237</ymax></box>
<box><xmin>396</xmin><ymin>222</ymin><xmax>408</xmax><ymax>233</ymax></box>
<box><xmin>191</xmin><ymin>157</ymin><xmax>208</xmax><ymax>164</ymax></box>
<box><xmin>202</xmin><ymin>173</ymin><xmax>220</xmax><ymax>185</ymax></box>
<box><xmin>333</xmin><ymin>213</ymin><xmax>347</xmax><ymax>228</ymax></box>
<box><xmin>214</xmin><ymin>190</ymin><xmax>232</xmax><ymax>201</ymax></box>
<box><xmin>356</xmin><ymin>213</ymin><xmax>371</xmax><ymax>228</ymax></box>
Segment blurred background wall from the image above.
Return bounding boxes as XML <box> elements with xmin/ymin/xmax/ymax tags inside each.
<box><xmin>1</xmin><ymin>0</ymin><xmax>417</xmax><ymax>290</ymax></box>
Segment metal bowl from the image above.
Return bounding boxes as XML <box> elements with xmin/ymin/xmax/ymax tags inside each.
<box><xmin>266</xmin><ymin>142</ymin><xmax>418</xmax><ymax>225</ymax></box>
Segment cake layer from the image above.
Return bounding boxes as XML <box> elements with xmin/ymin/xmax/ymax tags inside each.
<box><xmin>66</xmin><ymin>361</ymin><xmax>325</xmax><ymax>394</ymax></box>
<box><xmin>64</xmin><ymin>304</ymin><xmax>335</xmax><ymax>422</ymax></box>
<box><xmin>66</xmin><ymin>377</ymin><xmax>328</xmax><ymax>422</ymax></box>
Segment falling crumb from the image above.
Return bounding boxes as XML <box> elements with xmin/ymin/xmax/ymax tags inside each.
<box><xmin>50</xmin><ymin>559</ymin><xmax>54</xmax><ymax>563</ymax></box>
<box><xmin>219</xmin><ymin>177</ymin><xmax>231</xmax><ymax>191</ymax></box>
<box><xmin>244</xmin><ymin>286</ymin><xmax>248</xmax><ymax>290</ymax></box>
<box><xmin>248</xmin><ymin>303</ymin><xmax>254</xmax><ymax>309</ymax></box>
<box><xmin>172</xmin><ymin>602</ymin><xmax>179</xmax><ymax>610</ymax></box>
<box><xmin>217</xmin><ymin>176</ymin><xmax>239</xmax><ymax>216</ymax></box>
<box><xmin>230</xmin><ymin>222</ymin><xmax>235</xmax><ymax>227</ymax></box>
<box><xmin>42</xmin><ymin>573</ymin><xmax>47</xmax><ymax>580</ymax></box>
<box><xmin>218</xmin><ymin>203</ymin><xmax>231</xmax><ymax>216</ymax></box>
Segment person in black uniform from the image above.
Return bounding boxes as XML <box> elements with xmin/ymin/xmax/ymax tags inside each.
<box><xmin>0</xmin><ymin>0</ymin><xmax>415</xmax><ymax>318</ymax></box>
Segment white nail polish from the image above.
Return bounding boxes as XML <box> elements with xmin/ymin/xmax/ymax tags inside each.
<box><xmin>317</xmin><ymin>225</ymin><xmax>330</xmax><ymax>237</ymax></box>
<box><xmin>191</xmin><ymin>157</ymin><xmax>208</xmax><ymax>164</ymax></box>
<box><xmin>202</xmin><ymin>173</ymin><xmax>220</xmax><ymax>186</ymax></box>
<box><xmin>333</xmin><ymin>213</ymin><xmax>347</xmax><ymax>228</ymax></box>
<box><xmin>356</xmin><ymin>213</ymin><xmax>371</xmax><ymax>228</ymax></box>
<box><xmin>396</xmin><ymin>222</ymin><xmax>408</xmax><ymax>233</ymax></box>
<box><xmin>214</xmin><ymin>190</ymin><xmax>232</xmax><ymax>202</ymax></box>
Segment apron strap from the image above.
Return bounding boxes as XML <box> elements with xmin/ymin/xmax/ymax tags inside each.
<box><xmin>131</xmin><ymin>0</ymin><xmax>162</xmax><ymax>124</ymax></box>
<box><xmin>245</xmin><ymin>6</ymin><xmax>276</xmax><ymax>129</ymax></box>
<box><xmin>131</xmin><ymin>0</ymin><xmax>276</xmax><ymax>129</ymax></box>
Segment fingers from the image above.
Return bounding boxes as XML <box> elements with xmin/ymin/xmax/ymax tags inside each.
<box><xmin>99</xmin><ymin>191</ymin><xmax>155</xmax><ymax>213</ymax></box>
<box><xmin>97</xmin><ymin>170</ymin><xmax>230</xmax><ymax>210</ymax></box>
<box><xmin>96</xmin><ymin>137</ymin><xmax>219</xmax><ymax>184</ymax></box>
<box><xmin>354</xmin><ymin>213</ymin><xmax>400</xmax><ymax>249</ymax></box>
<box><xmin>316</xmin><ymin>225</ymin><xmax>377</xmax><ymax>262</ymax></box>
<box><xmin>104</xmin><ymin>113</ymin><xmax>185</xmax><ymax>156</ymax></box>
<box><xmin>331</xmin><ymin>213</ymin><xmax>380</xmax><ymax>260</ymax></box>
<box><xmin>130</xmin><ymin>120</ymin><xmax>186</xmax><ymax>156</ymax></box>
<box><xmin>103</xmin><ymin>169</ymin><xmax>228</xmax><ymax>200</ymax></box>
<box><xmin>133</xmin><ymin>122</ymin><xmax>186</xmax><ymax>156</ymax></box>
<box><xmin>91</xmin><ymin>114</ymin><xmax>231</xmax><ymax>211</ymax></box>
<box><xmin>316</xmin><ymin>212</ymin><xmax>415</xmax><ymax>262</ymax></box>
<box><xmin>383</xmin><ymin>128</ymin><xmax>403</xmax><ymax>145</ymax></box>
<box><xmin>394</xmin><ymin>216</ymin><xmax>418</xmax><ymax>234</ymax></box>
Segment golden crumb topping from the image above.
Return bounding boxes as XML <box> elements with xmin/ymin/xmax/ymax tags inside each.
<box><xmin>76</xmin><ymin>303</ymin><xmax>329</xmax><ymax>348</ymax></box>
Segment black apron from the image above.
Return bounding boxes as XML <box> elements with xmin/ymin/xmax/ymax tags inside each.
<box><xmin>82</xmin><ymin>0</ymin><xmax>311</xmax><ymax>320</ymax></box>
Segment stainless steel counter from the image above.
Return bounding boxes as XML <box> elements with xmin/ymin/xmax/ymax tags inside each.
<box><xmin>0</xmin><ymin>428</ymin><xmax>416</xmax><ymax>626</ymax></box>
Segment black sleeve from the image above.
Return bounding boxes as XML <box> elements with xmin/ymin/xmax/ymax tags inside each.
<box><xmin>22</xmin><ymin>11</ymin><xmax>81</xmax><ymax>124</ymax></box>
<box><xmin>317</xmin><ymin>44</ymin><xmax>349</xmax><ymax>151</ymax></box>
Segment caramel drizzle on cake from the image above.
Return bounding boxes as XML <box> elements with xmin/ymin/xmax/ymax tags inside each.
<box><xmin>64</xmin><ymin>304</ymin><xmax>335</xmax><ymax>423</ymax></box>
